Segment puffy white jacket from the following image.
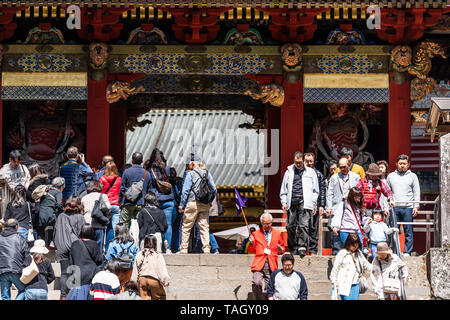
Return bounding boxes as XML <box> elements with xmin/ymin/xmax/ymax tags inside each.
<box><xmin>370</xmin><ymin>254</ymin><xmax>408</xmax><ymax>300</ymax></box>
<box><xmin>330</xmin><ymin>249</ymin><xmax>372</xmax><ymax>297</ymax></box>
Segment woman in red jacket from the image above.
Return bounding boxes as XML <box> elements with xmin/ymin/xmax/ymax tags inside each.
<box><xmin>99</xmin><ymin>162</ymin><xmax>122</xmax><ymax>252</ymax></box>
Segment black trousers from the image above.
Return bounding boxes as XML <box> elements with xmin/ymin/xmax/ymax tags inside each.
<box><xmin>309</xmin><ymin>211</ymin><xmax>320</xmax><ymax>254</ymax></box>
<box><xmin>286</xmin><ymin>198</ymin><xmax>314</xmax><ymax>252</ymax></box>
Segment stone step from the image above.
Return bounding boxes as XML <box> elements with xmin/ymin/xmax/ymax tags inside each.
<box><xmin>38</xmin><ymin>254</ymin><xmax>430</xmax><ymax>300</ymax></box>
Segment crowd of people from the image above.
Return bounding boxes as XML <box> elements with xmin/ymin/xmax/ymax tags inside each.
<box><xmin>0</xmin><ymin>145</ymin><xmax>219</xmax><ymax>300</ymax></box>
<box><xmin>0</xmin><ymin>144</ymin><xmax>420</xmax><ymax>301</ymax></box>
<box><xmin>280</xmin><ymin>149</ymin><xmax>420</xmax><ymax>258</ymax></box>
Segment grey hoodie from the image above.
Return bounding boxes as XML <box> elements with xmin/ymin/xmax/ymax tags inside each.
<box><xmin>386</xmin><ymin>170</ymin><xmax>420</xmax><ymax>209</ymax></box>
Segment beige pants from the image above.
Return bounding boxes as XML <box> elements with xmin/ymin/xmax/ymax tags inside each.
<box><xmin>179</xmin><ymin>201</ymin><xmax>211</xmax><ymax>253</ymax></box>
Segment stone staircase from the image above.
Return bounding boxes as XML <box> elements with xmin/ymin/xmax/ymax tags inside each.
<box><xmin>11</xmin><ymin>253</ymin><xmax>431</xmax><ymax>300</ymax></box>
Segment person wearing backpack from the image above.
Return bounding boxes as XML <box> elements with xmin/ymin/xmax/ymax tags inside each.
<box><xmin>177</xmin><ymin>157</ymin><xmax>216</xmax><ymax>254</ymax></box>
<box><xmin>26</xmin><ymin>163</ymin><xmax>51</xmax><ymax>241</ymax></box>
<box><xmin>119</xmin><ymin>152</ymin><xmax>151</xmax><ymax>225</ymax></box>
<box><xmin>36</xmin><ymin>177</ymin><xmax>65</xmax><ymax>247</ymax></box>
<box><xmin>99</xmin><ymin>161</ymin><xmax>122</xmax><ymax>252</ymax></box>
<box><xmin>105</xmin><ymin>223</ymin><xmax>139</xmax><ymax>292</ymax></box>
<box><xmin>81</xmin><ymin>180</ymin><xmax>112</xmax><ymax>254</ymax></box>
<box><xmin>137</xmin><ymin>192</ymin><xmax>168</xmax><ymax>251</ymax></box>
<box><xmin>147</xmin><ymin>149</ymin><xmax>177</xmax><ymax>254</ymax></box>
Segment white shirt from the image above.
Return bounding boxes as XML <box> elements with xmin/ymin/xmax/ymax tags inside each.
<box><xmin>264</xmin><ymin>229</ymin><xmax>272</xmax><ymax>246</ymax></box>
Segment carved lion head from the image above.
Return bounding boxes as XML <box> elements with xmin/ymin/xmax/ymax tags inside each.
<box><xmin>281</xmin><ymin>43</ymin><xmax>302</xmax><ymax>67</ymax></box>
<box><xmin>89</xmin><ymin>43</ymin><xmax>109</xmax><ymax>69</ymax></box>
<box><xmin>391</xmin><ymin>45</ymin><xmax>412</xmax><ymax>68</ymax></box>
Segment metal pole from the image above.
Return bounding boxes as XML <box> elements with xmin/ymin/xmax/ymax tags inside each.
<box><xmin>390</xmin><ymin>207</ymin><xmax>407</xmax><ymax>300</ymax></box>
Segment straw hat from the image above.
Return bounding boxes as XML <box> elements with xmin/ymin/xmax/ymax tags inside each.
<box><xmin>375</xmin><ymin>242</ymin><xmax>392</xmax><ymax>255</ymax></box>
<box><xmin>30</xmin><ymin>239</ymin><xmax>49</xmax><ymax>255</ymax></box>
<box><xmin>366</xmin><ymin>163</ymin><xmax>382</xmax><ymax>176</ymax></box>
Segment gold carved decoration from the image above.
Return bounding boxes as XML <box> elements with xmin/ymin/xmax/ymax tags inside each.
<box><xmin>244</xmin><ymin>83</ymin><xmax>284</xmax><ymax>107</ymax></box>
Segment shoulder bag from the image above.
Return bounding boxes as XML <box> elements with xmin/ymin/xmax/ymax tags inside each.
<box><xmin>378</xmin><ymin>259</ymin><xmax>401</xmax><ymax>294</ymax></box>
<box><xmin>124</xmin><ymin>170</ymin><xmax>148</xmax><ymax>202</ymax></box>
<box><xmin>91</xmin><ymin>193</ymin><xmax>110</xmax><ymax>226</ymax></box>
<box><xmin>351</xmin><ymin>252</ymin><xmax>368</xmax><ymax>294</ymax></box>
<box><xmin>151</xmin><ymin>168</ymin><xmax>172</xmax><ymax>195</ymax></box>
<box><xmin>20</xmin><ymin>256</ymin><xmax>39</xmax><ymax>284</ymax></box>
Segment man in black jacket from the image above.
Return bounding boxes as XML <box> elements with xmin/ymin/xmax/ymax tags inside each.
<box><xmin>0</xmin><ymin>219</ymin><xmax>32</xmax><ymax>300</ymax></box>
<box><xmin>304</xmin><ymin>153</ymin><xmax>327</xmax><ymax>256</ymax></box>
<box><xmin>119</xmin><ymin>152</ymin><xmax>151</xmax><ymax>224</ymax></box>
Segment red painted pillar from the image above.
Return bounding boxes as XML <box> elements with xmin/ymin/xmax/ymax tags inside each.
<box><xmin>0</xmin><ymin>79</ymin><xmax>2</xmax><ymax>167</ymax></box>
<box><xmin>265</xmin><ymin>105</ymin><xmax>281</xmax><ymax>210</ymax></box>
<box><xmin>388</xmin><ymin>73</ymin><xmax>411</xmax><ymax>172</ymax></box>
<box><xmin>87</xmin><ymin>70</ymin><xmax>109</xmax><ymax>167</ymax></box>
<box><xmin>281</xmin><ymin>76</ymin><xmax>304</xmax><ymax>174</ymax></box>
<box><xmin>109</xmin><ymin>103</ymin><xmax>126</xmax><ymax>169</ymax></box>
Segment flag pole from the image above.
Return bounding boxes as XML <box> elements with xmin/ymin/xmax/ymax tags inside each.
<box><xmin>240</xmin><ymin>206</ymin><xmax>251</xmax><ymax>236</ymax></box>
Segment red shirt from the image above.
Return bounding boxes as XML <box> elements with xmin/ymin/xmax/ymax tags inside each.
<box><xmin>99</xmin><ymin>175</ymin><xmax>122</xmax><ymax>206</ymax></box>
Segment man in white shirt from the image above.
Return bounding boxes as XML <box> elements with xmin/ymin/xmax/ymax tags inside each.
<box><xmin>0</xmin><ymin>150</ymin><xmax>30</xmax><ymax>192</ymax></box>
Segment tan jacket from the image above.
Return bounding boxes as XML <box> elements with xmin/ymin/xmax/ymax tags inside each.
<box><xmin>131</xmin><ymin>249</ymin><xmax>170</xmax><ymax>286</ymax></box>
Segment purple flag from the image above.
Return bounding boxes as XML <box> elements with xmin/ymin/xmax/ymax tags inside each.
<box><xmin>234</xmin><ymin>187</ymin><xmax>248</xmax><ymax>216</ymax></box>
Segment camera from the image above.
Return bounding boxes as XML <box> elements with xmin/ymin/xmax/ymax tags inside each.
<box><xmin>77</xmin><ymin>152</ymin><xmax>84</xmax><ymax>164</ymax></box>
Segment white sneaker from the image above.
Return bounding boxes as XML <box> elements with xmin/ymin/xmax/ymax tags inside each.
<box><xmin>166</xmin><ymin>249</ymin><xmax>172</xmax><ymax>254</ymax></box>
<box><xmin>402</xmin><ymin>253</ymin><xmax>410</xmax><ymax>257</ymax></box>
<box><xmin>176</xmin><ymin>249</ymin><xmax>188</xmax><ymax>254</ymax></box>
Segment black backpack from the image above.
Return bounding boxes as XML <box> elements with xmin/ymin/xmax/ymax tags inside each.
<box><xmin>117</xmin><ymin>243</ymin><xmax>134</xmax><ymax>270</ymax></box>
<box><xmin>191</xmin><ymin>170</ymin><xmax>216</xmax><ymax>204</ymax></box>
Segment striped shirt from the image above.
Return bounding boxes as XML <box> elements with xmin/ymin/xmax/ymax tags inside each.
<box><xmin>89</xmin><ymin>271</ymin><xmax>121</xmax><ymax>300</ymax></box>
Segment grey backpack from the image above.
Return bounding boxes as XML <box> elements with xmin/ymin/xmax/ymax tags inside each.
<box><xmin>124</xmin><ymin>170</ymin><xmax>147</xmax><ymax>203</ymax></box>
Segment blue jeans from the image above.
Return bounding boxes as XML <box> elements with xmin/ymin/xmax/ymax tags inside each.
<box><xmin>160</xmin><ymin>200</ymin><xmax>177</xmax><ymax>252</ymax></box>
<box><xmin>394</xmin><ymin>207</ymin><xmax>414</xmax><ymax>254</ymax></box>
<box><xmin>172</xmin><ymin>212</ymin><xmax>182</xmax><ymax>252</ymax></box>
<box><xmin>25</xmin><ymin>288</ymin><xmax>48</xmax><ymax>300</ymax></box>
<box><xmin>0</xmin><ymin>272</ymin><xmax>26</xmax><ymax>300</ymax></box>
<box><xmin>17</xmin><ymin>227</ymin><xmax>29</xmax><ymax>240</ymax></box>
<box><xmin>370</xmin><ymin>243</ymin><xmax>379</xmax><ymax>258</ymax></box>
<box><xmin>105</xmin><ymin>205</ymin><xmax>120</xmax><ymax>252</ymax></box>
<box><xmin>341</xmin><ymin>284</ymin><xmax>360</xmax><ymax>300</ymax></box>
<box><xmin>94</xmin><ymin>228</ymin><xmax>105</xmax><ymax>255</ymax></box>
<box><xmin>339</xmin><ymin>231</ymin><xmax>363</xmax><ymax>247</ymax></box>
<box><xmin>332</xmin><ymin>233</ymin><xmax>342</xmax><ymax>255</ymax></box>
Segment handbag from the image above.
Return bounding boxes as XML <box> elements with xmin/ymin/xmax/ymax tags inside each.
<box><xmin>378</xmin><ymin>260</ymin><xmax>401</xmax><ymax>294</ymax></box>
<box><xmin>20</xmin><ymin>256</ymin><xmax>39</xmax><ymax>284</ymax></box>
<box><xmin>151</xmin><ymin>168</ymin><xmax>172</xmax><ymax>195</ymax></box>
<box><xmin>91</xmin><ymin>194</ymin><xmax>110</xmax><ymax>226</ymax></box>
<box><xmin>26</xmin><ymin>202</ymin><xmax>35</xmax><ymax>242</ymax></box>
<box><xmin>351</xmin><ymin>252</ymin><xmax>368</xmax><ymax>294</ymax></box>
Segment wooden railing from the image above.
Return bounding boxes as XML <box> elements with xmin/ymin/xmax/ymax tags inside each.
<box><xmin>265</xmin><ymin>197</ymin><xmax>439</xmax><ymax>256</ymax></box>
